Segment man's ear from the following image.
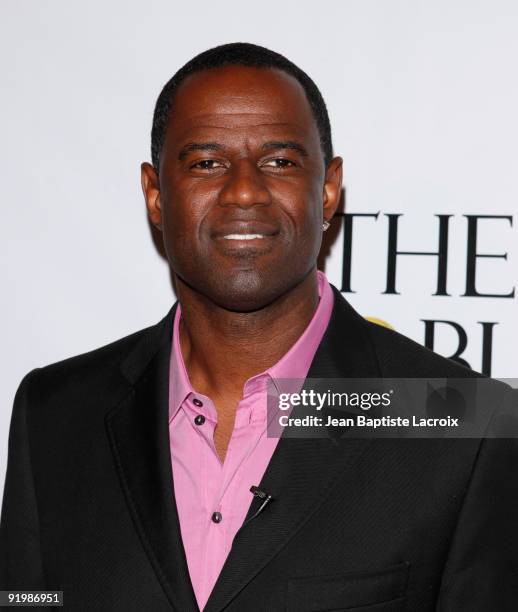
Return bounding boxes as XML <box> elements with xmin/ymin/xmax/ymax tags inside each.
<box><xmin>141</xmin><ymin>162</ymin><xmax>162</xmax><ymax>231</ymax></box>
<box><xmin>322</xmin><ymin>156</ymin><xmax>343</xmax><ymax>222</ymax></box>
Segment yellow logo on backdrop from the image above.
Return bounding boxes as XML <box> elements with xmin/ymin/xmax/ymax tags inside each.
<box><xmin>365</xmin><ymin>317</ymin><xmax>394</xmax><ymax>330</ymax></box>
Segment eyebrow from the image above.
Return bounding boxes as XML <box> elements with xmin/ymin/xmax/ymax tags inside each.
<box><xmin>261</xmin><ymin>140</ymin><xmax>309</xmax><ymax>157</ymax></box>
<box><xmin>177</xmin><ymin>139</ymin><xmax>309</xmax><ymax>160</ymax></box>
<box><xmin>178</xmin><ymin>142</ymin><xmax>224</xmax><ymax>160</ymax></box>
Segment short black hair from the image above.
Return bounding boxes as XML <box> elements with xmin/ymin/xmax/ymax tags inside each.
<box><xmin>150</xmin><ymin>42</ymin><xmax>333</xmax><ymax>172</ymax></box>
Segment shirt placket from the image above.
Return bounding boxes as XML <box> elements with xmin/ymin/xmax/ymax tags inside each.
<box><xmin>183</xmin><ymin>382</ymin><xmax>268</xmax><ymax>609</ymax></box>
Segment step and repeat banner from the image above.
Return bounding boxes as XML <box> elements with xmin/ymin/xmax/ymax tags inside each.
<box><xmin>323</xmin><ymin>210</ymin><xmax>515</xmax><ymax>378</ymax></box>
<box><xmin>1</xmin><ymin>0</ymin><xmax>517</xmax><ymax>491</ymax></box>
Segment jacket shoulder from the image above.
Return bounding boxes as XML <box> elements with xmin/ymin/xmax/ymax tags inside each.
<box><xmin>364</xmin><ymin>319</ymin><xmax>483</xmax><ymax>378</ymax></box>
<box><xmin>363</xmin><ymin>321</ymin><xmax>515</xmax><ymax>424</ymax></box>
<box><xmin>23</xmin><ymin>321</ymin><xmax>163</xmax><ymax>404</ymax></box>
<box><xmin>43</xmin><ymin>325</ymin><xmax>152</xmax><ymax>373</ymax></box>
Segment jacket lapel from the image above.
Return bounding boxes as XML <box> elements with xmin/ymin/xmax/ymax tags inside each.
<box><xmin>105</xmin><ymin>304</ymin><xmax>199</xmax><ymax>612</ymax></box>
<box><xmin>204</xmin><ymin>286</ymin><xmax>382</xmax><ymax>612</ymax></box>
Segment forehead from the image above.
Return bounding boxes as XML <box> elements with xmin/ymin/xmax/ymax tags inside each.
<box><xmin>166</xmin><ymin>65</ymin><xmax>320</xmax><ymax>144</ymax></box>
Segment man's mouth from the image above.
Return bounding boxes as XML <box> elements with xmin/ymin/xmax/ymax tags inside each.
<box><xmin>212</xmin><ymin>221</ymin><xmax>280</xmax><ymax>241</ymax></box>
<box><xmin>211</xmin><ymin>223</ymin><xmax>280</xmax><ymax>256</ymax></box>
<box><xmin>212</xmin><ymin>219</ymin><xmax>280</xmax><ymax>253</ymax></box>
<box><xmin>222</xmin><ymin>234</ymin><xmax>267</xmax><ymax>240</ymax></box>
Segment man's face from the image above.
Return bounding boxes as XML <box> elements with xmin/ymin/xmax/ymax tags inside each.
<box><xmin>142</xmin><ymin>65</ymin><xmax>342</xmax><ymax>311</ymax></box>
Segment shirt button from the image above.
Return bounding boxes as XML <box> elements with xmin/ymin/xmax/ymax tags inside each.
<box><xmin>194</xmin><ymin>415</ymin><xmax>205</xmax><ymax>426</ymax></box>
<box><xmin>193</xmin><ymin>398</ymin><xmax>203</xmax><ymax>407</ymax></box>
<box><xmin>211</xmin><ymin>511</ymin><xmax>223</xmax><ymax>524</ymax></box>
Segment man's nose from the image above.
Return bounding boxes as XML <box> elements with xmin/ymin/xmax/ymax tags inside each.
<box><xmin>218</xmin><ymin>159</ymin><xmax>271</xmax><ymax>209</ymax></box>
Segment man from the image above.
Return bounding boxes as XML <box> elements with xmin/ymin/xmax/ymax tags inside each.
<box><xmin>1</xmin><ymin>43</ymin><xmax>517</xmax><ymax>611</ymax></box>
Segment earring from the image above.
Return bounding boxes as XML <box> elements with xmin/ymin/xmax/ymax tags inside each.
<box><xmin>322</xmin><ymin>220</ymin><xmax>330</xmax><ymax>231</ymax></box>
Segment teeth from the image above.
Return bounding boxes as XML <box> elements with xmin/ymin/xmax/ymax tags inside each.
<box><xmin>223</xmin><ymin>234</ymin><xmax>265</xmax><ymax>240</ymax></box>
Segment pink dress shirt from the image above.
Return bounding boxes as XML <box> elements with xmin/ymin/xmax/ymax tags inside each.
<box><xmin>168</xmin><ymin>270</ymin><xmax>334</xmax><ymax>610</ymax></box>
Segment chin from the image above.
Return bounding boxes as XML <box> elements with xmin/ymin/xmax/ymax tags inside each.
<box><xmin>176</xmin><ymin>261</ymin><xmax>308</xmax><ymax>313</ymax></box>
<box><xmin>200</xmin><ymin>266</ymin><xmax>295</xmax><ymax>312</ymax></box>
<box><xmin>211</xmin><ymin>276</ymin><xmax>281</xmax><ymax>313</ymax></box>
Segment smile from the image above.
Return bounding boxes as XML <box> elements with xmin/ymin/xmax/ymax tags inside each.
<box><xmin>223</xmin><ymin>234</ymin><xmax>266</xmax><ymax>240</ymax></box>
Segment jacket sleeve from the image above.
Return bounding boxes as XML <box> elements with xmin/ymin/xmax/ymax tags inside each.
<box><xmin>0</xmin><ymin>369</ymin><xmax>46</xmax><ymax>589</ymax></box>
<box><xmin>437</xmin><ymin>389</ymin><xmax>518</xmax><ymax>610</ymax></box>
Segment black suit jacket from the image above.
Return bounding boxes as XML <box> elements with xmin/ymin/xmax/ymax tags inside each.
<box><xmin>1</xmin><ymin>286</ymin><xmax>517</xmax><ymax>611</ymax></box>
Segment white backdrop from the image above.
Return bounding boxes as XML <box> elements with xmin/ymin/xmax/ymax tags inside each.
<box><xmin>2</xmin><ymin>0</ymin><xmax>517</xmax><ymax>492</ymax></box>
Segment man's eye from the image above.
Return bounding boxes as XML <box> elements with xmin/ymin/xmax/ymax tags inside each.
<box><xmin>191</xmin><ymin>160</ymin><xmax>224</xmax><ymax>170</ymax></box>
<box><xmin>262</xmin><ymin>158</ymin><xmax>295</xmax><ymax>169</ymax></box>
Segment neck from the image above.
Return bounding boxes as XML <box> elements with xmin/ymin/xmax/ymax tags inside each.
<box><xmin>176</xmin><ymin>269</ymin><xmax>320</xmax><ymax>399</ymax></box>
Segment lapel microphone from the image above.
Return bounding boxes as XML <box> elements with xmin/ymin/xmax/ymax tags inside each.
<box><xmin>235</xmin><ymin>486</ymin><xmax>274</xmax><ymax>536</ymax></box>
<box><xmin>247</xmin><ymin>485</ymin><xmax>273</xmax><ymax>522</ymax></box>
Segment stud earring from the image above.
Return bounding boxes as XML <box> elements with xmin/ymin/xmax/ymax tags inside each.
<box><xmin>322</xmin><ymin>220</ymin><xmax>330</xmax><ymax>231</ymax></box>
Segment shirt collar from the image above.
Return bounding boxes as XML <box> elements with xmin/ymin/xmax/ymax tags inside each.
<box><xmin>168</xmin><ymin>270</ymin><xmax>334</xmax><ymax>422</ymax></box>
